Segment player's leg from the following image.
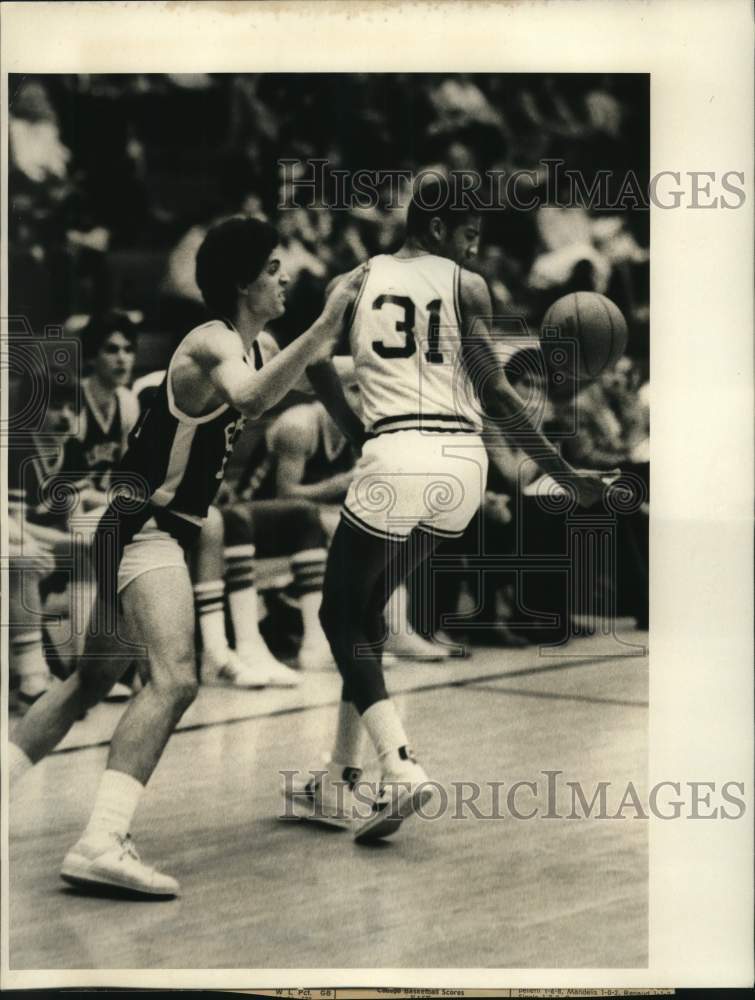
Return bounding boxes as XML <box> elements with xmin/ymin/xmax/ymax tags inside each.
<box><xmin>284</xmin><ymin>516</ymin><xmax>392</xmax><ymax>827</ymax></box>
<box><xmin>221</xmin><ymin>501</ymin><xmax>300</xmax><ymax>687</ymax></box>
<box><xmin>192</xmin><ymin>505</ymin><xmax>234</xmax><ymax>680</ymax></box>
<box><xmin>8</xmin><ymin>589</ymin><xmax>135</xmax><ymax>781</ymax></box>
<box><xmin>191</xmin><ymin>504</ymin><xmax>274</xmax><ymax>689</ymax></box>
<box><xmin>349</xmin><ymin>526</ymin><xmax>442</xmax><ymax>841</ymax></box>
<box><xmin>247</xmin><ymin>499</ymin><xmax>332</xmax><ymax>671</ymax></box>
<box><xmin>9</xmin><ymin>555</ymin><xmax>53</xmax><ymax>710</ymax></box>
<box><xmin>298</xmin><ymin>518</ymin><xmax>439</xmax><ymax>833</ymax></box>
<box><xmin>61</xmin><ymin>561</ymin><xmax>197</xmax><ymax>898</ymax></box>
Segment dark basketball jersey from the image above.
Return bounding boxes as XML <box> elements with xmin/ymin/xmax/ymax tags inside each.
<box><xmin>64</xmin><ymin>381</ymin><xmax>137</xmax><ymax>492</ymax></box>
<box><xmin>114</xmin><ymin>321</ymin><xmax>266</xmax><ymax>527</ymax></box>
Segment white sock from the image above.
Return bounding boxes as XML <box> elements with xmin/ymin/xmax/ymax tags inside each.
<box><xmin>225</xmin><ymin>545</ymin><xmax>266</xmax><ymax>648</ymax></box>
<box><xmin>291</xmin><ymin>549</ymin><xmax>327</xmax><ymax>646</ymax></box>
<box><xmin>299</xmin><ymin>591</ymin><xmax>328</xmax><ymax>648</ymax></box>
<box><xmin>8</xmin><ymin>742</ymin><xmax>33</xmax><ymax>786</ymax></box>
<box><xmin>385</xmin><ymin>582</ymin><xmax>409</xmax><ymax>636</ymax></box>
<box><xmin>361</xmin><ymin>698</ymin><xmax>420</xmax><ymax>778</ymax></box>
<box><xmin>82</xmin><ymin>769</ymin><xmax>144</xmax><ymax>844</ymax></box>
<box><xmin>12</xmin><ymin>630</ymin><xmax>51</xmax><ymax>692</ymax></box>
<box><xmin>330</xmin><ymin>699</ymin><xmax>366</xmax><ymax>774</ymax></box>
<box><xmin>194</xmin><ymin>580</ymin><xmax>230</xmax><ymax>669</ymax></box>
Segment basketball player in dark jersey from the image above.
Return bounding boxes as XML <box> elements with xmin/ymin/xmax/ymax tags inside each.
<box><xmin>9</xmin><ymin>217</ymin><xmax>362</xmax><ymax>896</ymax></box>
<box><xmin>64</xmin><ymin>312</ymin><xmax>140</xmax><ymax>498</ymax></box>
<box><xmin>288</xmin><ymin>180</ymin><xmax>609</xmax><ymax>840</ymax></box>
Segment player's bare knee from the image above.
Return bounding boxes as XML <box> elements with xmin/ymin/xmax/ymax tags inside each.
<box><xmin>151</xmin><ymin>652</ymin><xmax>199</xmax><ymax>710</ymax></box>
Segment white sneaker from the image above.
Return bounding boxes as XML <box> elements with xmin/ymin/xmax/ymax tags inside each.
<box><xmin>353</xmin><ymin>760</ymin><xmax>433</xmax><ymax>843</ymax></box>
<box><xmin>383</xmin><ymin>631</ymin><xmax>454</xmax><ymax>663</ymax></box>
<box><xmin>205</xmin><ymin>650</ymin><xmax>268</xmax><ymax>689</ymax></box>
<box><xmin>237</xmin><ymin>643</ymin><xmax>301</xmax><ymax>688</ymax></box>
<box><xmin>60</xmin><ymin>833</ymin><xmax>179</xmax><ymax>898</ymax></box>
<box><xmin>280</xmin><ymin>766</ymin><xmax>363</xmax><ymax>829</ymax></box>
<box><xmin>297</xmin><ymin>639</ymin><xmax>335</xmax><ymax>671</ymax></box>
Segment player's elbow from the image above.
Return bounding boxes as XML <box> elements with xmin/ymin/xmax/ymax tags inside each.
<box><xmin>230</xmin><ymin>391</ymin><xmax>265</xmax><ymax>421</ymax></box>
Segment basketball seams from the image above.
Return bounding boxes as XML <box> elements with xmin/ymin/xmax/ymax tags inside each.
<box><xmin>543</xmin><ymin>291</ymin><xmax>626</xmax><ymax>384</ymax></box>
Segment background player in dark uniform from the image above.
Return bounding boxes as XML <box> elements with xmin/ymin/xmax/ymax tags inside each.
<box><xmin>64</xmin><ymin>311</ymin><xmax>140</xmax><ymax>498</ymax></box>
<box><xmin>9</xmin><ymin>217</ymin><xmax>361</xmax><ymax>897</ymax></box>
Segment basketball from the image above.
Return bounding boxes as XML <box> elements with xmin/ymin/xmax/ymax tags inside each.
<box><xmin>540</xmin><ymin>292</ymin><xmax>628</xmax><ymax>390</ymax></box>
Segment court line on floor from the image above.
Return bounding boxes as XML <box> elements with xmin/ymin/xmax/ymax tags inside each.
<box><xmin>463</xmin><ymin>683</ymin><xmax>648</xmax><ymax>709</ymax></box>
<box><xmin>47</xmin><ymin>652</ymin><xmax>645</xmax><ymax>756</ymax></box>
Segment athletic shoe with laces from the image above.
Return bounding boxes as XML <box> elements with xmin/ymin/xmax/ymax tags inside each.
<box><xmin>353</xmin><ymin>755</ymin><xmax>433</xmax><ymax>843</ymax></box>
<box><xmin>280</xmin><ymin>765</ymin><xmax>363</xmax><ymax>829</ymax></box>
<box><xmin>60</xmin><ymin>833</ymin><xmax>179</xmax><ymax>898</ymax></box>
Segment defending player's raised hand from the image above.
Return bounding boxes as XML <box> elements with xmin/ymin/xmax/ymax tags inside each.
<box><xmin>310</xmin><ymin>263</ymin><xmax>368</xmax><ymax>362</ymax></box>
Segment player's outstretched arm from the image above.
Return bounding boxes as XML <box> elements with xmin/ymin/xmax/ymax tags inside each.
<box><xmin>200</xmin><ymin>269</ymin><xmax>365</xmax><ymax>421</ymax></box>
<box><xmin>459</xmin><ymin>269</ymin><xmax>607</xmax><ymax>508</ymax></box>
<box><xmin>306</xmin><ymin>267</ymin><xmax>367</xmax><ymax>449</ymax></box>
<box><xmin>306</xmin><ymin>358</ymin><xmax>365</xmax><ymax>450</ymax></box>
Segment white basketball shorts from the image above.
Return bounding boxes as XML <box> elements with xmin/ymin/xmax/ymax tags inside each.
<box><xmin>342</xmin><ymin>430</ymin><xmax>488</xmax><ymax>542</ymax></box>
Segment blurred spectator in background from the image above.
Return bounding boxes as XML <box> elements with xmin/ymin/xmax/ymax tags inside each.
<box><xmin>63</xmin><ymin>311</ymin><xmax>140</xmax><ymax>499</ymax></box>
<box><xmin>10</xmin><ymin>79</ymin><xmax>71</xmax><ymax>194</ymax></box>
<box><xmin>8</xmin><ymin>369</ymin><xmax>81</xmax><ymax>706</ymax></box>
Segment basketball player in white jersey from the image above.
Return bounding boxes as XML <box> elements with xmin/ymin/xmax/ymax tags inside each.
<box><xmin>9</xmin><ymin>217</ymin><xmax>362</xmax><ymax>896</ymax></box>
<box><xmin>290</xmin><ymin>179</ymin><xmax>608</xmax><ymax>840</ymax></box>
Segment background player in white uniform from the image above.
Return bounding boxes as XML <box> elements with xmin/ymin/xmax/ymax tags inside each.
<box><xmin>294</xmin><ymin>179</ymin><xmax>609</xmax><ymax>840</ymax></box>
<box><xmin>9</xmin><ymin>217</ymin><xmax>361</xmax><ymax>896</ymax></box>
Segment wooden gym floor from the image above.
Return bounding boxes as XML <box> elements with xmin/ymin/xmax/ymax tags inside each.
<box><xmin>9</xmin><ymin>622</ymin><xmax>648</xmax><ymax>970</ymax></box>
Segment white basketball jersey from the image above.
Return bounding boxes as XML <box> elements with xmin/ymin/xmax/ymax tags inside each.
<box><xmin>349</xmin><ymin>254</ymin><xmax>483</xmax><ymax>436</ymax></box>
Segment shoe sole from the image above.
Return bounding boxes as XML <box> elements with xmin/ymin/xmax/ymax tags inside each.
<box><xmin>354</xmin><ymin>785</ymin><xmax>434</xmax><ymax>843</ymax></box>
<box><xmin>60</xmin><ymin>857</ymin><xmax>178</xmax><ymax>898</ymax></box>
<box><xmin>279</xmin><ymin>793</ymin><xmax>350</xmax><ymax>830</ymax></box>
<box><xmin>204</xmin><ymin>678</ymin><xmax>267</xmax><ymax>690</ymax></box>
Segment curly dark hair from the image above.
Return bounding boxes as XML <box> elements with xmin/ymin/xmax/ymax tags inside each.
<box><xmin>195</xmin><ymin>216</ymin><xmax>279</xmax><ymax>319</ymax></box>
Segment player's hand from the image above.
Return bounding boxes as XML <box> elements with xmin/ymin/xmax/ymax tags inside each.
<box><xmin>312</xmin><ymin>263</ymin><xmax>368</xmax><ymax>360</ymax></box>
<box><xmin>555</xmin><ymin>468</ymin><xmax>620</xmax><ymax>508</ymax></box>
<box><xmin>484</xmin><ymin>491</ymin><xmax>512</xmax><ymax>525</ymax></box>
